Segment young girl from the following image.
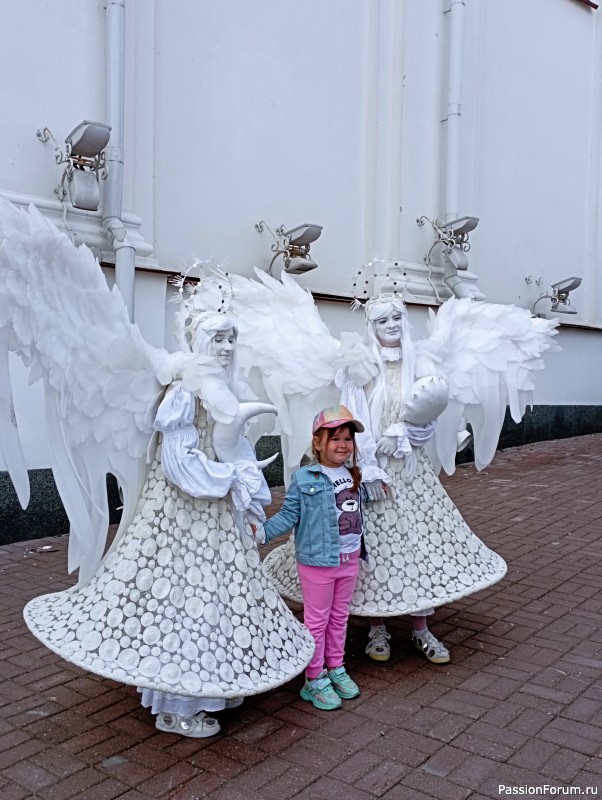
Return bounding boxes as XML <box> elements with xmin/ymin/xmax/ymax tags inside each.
<box><xmin>260</xmin><ymin>405</ymin><xmax>368</xmax><ymax>710</ymax></box>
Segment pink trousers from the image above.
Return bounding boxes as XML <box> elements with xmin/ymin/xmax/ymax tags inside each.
<box><xmin>297</xmin><ymin>550</ymin><xmax>360</xmax><ymax>679</ymax></box>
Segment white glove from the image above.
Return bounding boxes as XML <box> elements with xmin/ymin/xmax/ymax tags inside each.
<box><xmin>376</xmin><ymin>435</ymin><xmax>398</xmax><ymax>457</ymax></box>
<box><xmin>364</xmin><ymin>479</ymin><xmax>387</xmax><ymax>502</ymax></box>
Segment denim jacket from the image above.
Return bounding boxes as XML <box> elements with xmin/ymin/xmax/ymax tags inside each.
<box><xmin>263</xmin><ymin>462</ymin><xmax>368</xmax><ymax>567</ymax></box>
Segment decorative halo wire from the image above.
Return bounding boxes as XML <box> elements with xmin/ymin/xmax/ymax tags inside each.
<box><xmin>350</xmin><ymin>258</ymin><xmax>411</xmax><ymax>311</ymax></box>
<box><xmin>168</xmin><ymin>258</ymin><xmax>233</xmax><ymax>349</ymax></box>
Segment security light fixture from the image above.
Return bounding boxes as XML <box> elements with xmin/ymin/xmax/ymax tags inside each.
<box><xmin>417</xmin><ymin>214</ymin><xmax>484</xmax><ymax>300</ymax></box>
<box><xmin>65</xmin><ymin>121</ymin><xmax>111</xmax><ymax>159</ymax></box>
<box><xmin>37</xmin><ymin>120</ymin><xmax>112</xmax><ymax>211</ymax></box>
<box><xmin>527</xmin><ymin>275</ymin><xmax>582</xmax><ymax>316</ymax></box>
<box><xmin>255</xmin><ymin>220</ymin><xmax>323</xmax><ymax>275</ymax></box>
<box><xmin>417</xmin><ymin>215</ymin><xmax>480</xmax><ymax>269</ymax></box>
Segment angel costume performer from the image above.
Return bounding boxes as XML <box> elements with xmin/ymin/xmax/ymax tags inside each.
<box><xmin>0</xmin><ymin>199</ymin><xmax>313</xmax><ymax>737</ymax></box>
<box><xmin>259</xmin><ymin>282</ymin><xmax>558</xmax><ymax>663</ymax></box>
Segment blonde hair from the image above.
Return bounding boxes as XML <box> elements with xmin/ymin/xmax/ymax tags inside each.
<box><xmin>311</xmin><ymin>424</ymin><xmax>361</xmax><ymax>491</ymax></box>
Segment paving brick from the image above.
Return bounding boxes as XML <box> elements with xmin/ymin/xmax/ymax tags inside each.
<box><xmin>76</xmin><ymin>734</ymin><xmax>137</xmax><ymax>765</ymax></box>
<box><xmin>98</xmin><ymin>754</ymin><xmax>156</xmax><ymax>787</ymax></box>
<box><xmin>186</xmin><ymin>748</ymin><xmax>245</xmax><ymax>779</ymax></box>
<box><xmin>279</xmin><ymin>737</ymin><xmax>353</xmax><ymax>774</ymax></box>
<box><xmin>355</xmin><ymin>759</ymin><xmax>410</xmax><ymax>796</ymax></box>
<box><xmin>419</xmin><ymin>745</ymin><xmax>466</xmax><ymax>777</ymax></box>
<box><xmin>0</xmin><ymin>780</ymin><xmax>33</xmax><ymax>800</ymax></box>
<box><xmin>255</xmin><ymin>722</ymin><xmax>309</xmax><ymax>755</ymax></box>
<box><xmin>260</xmin><ymin>763</ymin><xmax>321</xmax><ymax>799</ymax></box>
<box><xmin>451</xmin><ymin>730</ymin><xmax>514</xmax><ymax>763</ymax></box>
<box><xmin>464</xmin><ymin>719</ymin><xmax>528</xmax><ymax>750</ymax></box>
<box><xmin>399</xmin><ymin>767</ymin><xmax>473</xmax><ymax>800</ymax></box>
<box><xmin>227</xmin><ymin>755</ymin><xmax>292</xmax><ymax>791</ymax></box>
<box><xmin>0</xmin><ymin>739</ymin><xmax>45</xmax><ymax>769</ymax></box>
<box><xmin>36</xmin><ymin>766</ymin><xmax>106</xmax><ymax>800</ymax></box>
<box><xmin>30</xmin><ymin>748</ymin><xmax>87</xmax><ymax>778</ymax></box>
<box><xmin>121</xmin><ymin>742</ymin><xmax>179</xmax><ymax>771</ymax></box>
<box><xmin>135</xmin><ymin>762</ymin><xmax>202</xmax><ymax>798</ymax></box>
<box><xmin>539</xmin><ymin>717</ymin><xmax>602</xmax><ymax>756</ymax></box>
<box><xmin>541</xmin><ymin>746</ymin><xmax>591</xmax><ymax>782</ymax></box>
<box><xmin>198</xmin><ymin>787</ymin><xmax>263</xmax><ymax>800</ymax></box>
<box><xmin>508</xmin><ymin>737</ymin><xmax>558</xmax><ymax>769</ymax></box>
<box><xmin>4</xmin><ymin>760</ymin><xmax>59</xmax><ymax>791</ymax></box>
<box><xmin>292</xmin><ymin>775</ymin><xmax>373</xmax><ymax>799</ymax></box>
<box><xmin>446</xmin><ymin>753</ymin><xmax>499</xmax><ymax>790</ymax></box>
<box><xmin>168</xmin><ymin>774</ymin><xmax>228</xmax><ymax>799</ymax></box>
<box><xmin>1</xmin><ymin>435</ymin><xmax>602</xmax><ymax>799</ymax></box>
<box><xmin>230</xmin><ymin>715</ymin><xmax>284</xmax><ymax>744</ymax></box>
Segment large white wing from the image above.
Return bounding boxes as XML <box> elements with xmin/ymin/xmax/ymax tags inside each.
<box><xmin>230</xmin><ymin>270</ymin><xmax>375</xmax><ymax>473</ymax></box>
<box><xmin>0</xmin><ymin>199</ymin><xmax>220</xmax><ymax>584</ymax></box>
<box><xmin>414</xmin><ymin>298</ymin><xmax>559</xmax><ymax>474</ymax></box>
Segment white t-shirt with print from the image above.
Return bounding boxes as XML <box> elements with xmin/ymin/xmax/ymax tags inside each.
<box><xmin>320</xmin><ymin>465</ymin><xmax>362</xmax><ymax>555</ymax></box>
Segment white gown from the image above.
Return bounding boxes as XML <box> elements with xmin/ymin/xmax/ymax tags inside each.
<box><xmin>263</xmin><ymin>356</ymin><xmax>507</xmax><ymax>617</ymax></box>
<box><xmin>24</xmin><ymin>387</ymin><xmax>314</xmax><ymax>698</ymax></box>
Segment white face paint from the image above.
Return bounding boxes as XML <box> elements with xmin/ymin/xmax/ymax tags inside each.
<box><xmin>373</xmin><ymin>309</ymin><xmax>403</xmax><ymax>347</ymax></box>
<box><xmin>212</xmin><ymin>329</ymin><xmax>236</xmax><ymax>368</ymax></box>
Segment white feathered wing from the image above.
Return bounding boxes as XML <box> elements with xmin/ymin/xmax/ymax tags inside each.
<box><xmin>0</xmin><ymin>199</ymin><xmax>225</xmax><ymax>585</ymax></box>
<box><xmin>230</xmin><ymin>269</ymin><xmax>377</xmax><ymax>475</ymax></box>
<box><xmin>414</xmin><ymin>298</ymin><xmax>559</xmax><ymax>474</ymax></box>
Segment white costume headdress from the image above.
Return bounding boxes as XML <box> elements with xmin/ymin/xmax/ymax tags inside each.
<box><xmin>169</xmin><ymin>263</ymin><xmax>234</xmax><ymax>353</ymax></box>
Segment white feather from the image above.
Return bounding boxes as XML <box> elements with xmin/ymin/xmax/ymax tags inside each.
<box><xmin>0</xmin><ymin>198</ymin><xmax>222</xmax><ymax>582</ymax></box>
<box><xmin>415</xmin><ymin>298</ymin><xmax>559</xmax><ymax>472</ymax></box>
<box><xmin>229</xmin><ymin>270</ymin><xmax>374</xmax><ymax>477</ymax></box>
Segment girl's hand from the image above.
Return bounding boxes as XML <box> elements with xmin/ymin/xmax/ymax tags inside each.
<box><xmin>249</xmin><ymin>522</ymin><xmax>266</xmax><ymax>544</ymax></box>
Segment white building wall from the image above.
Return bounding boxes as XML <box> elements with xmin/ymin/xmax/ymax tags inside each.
<box><xmin>0</xmin><ymin>0</ymin><xmax>601</xmax><ymax>471</ymax></box>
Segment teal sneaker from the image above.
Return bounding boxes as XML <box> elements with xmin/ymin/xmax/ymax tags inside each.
<box><xmin>327</xmin><ymin>666</ymin><xmax>360</xmax><ymax>699</ymax></box>
<box><xmin>300</xmin><ymin>671</ymin><xmax>342</xmax><ymax>710</ymax></box>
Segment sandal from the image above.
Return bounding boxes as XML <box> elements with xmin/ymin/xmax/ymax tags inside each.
<box><xmin>411</xmin><ymin>629</ymin><xmax>450</xmax><ymax>664</ymax></box>
<box><xmin>155</xmin><ymin>711</ymin><xmax>220</xmax><ymax>738</ymax></box>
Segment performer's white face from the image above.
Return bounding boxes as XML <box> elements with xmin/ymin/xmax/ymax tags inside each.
<box><xmin>373</xmin><ymin>308</ymin><xmax>403</xmax><ymax>347</ymax></box>
<box><xmin>212</xmin><ymin>328</ymin><xmax>236</xmax><ymax>368</ymax></box>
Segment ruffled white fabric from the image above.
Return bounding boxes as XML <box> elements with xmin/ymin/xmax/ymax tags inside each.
<box><xmin>378</xmin><ymin>345</ymin><xmax>402</xmax><ymax>362</ymax></box>
<box><xmin>156</xmin><ymin>386</ymin><xmax>270</xmax><ymax>521</ymax></box>
<box><xmin>263</xmin><ymin>362</ymin><xmax>506</xmax><ymax>617</ymax></box>
<box><xmin>24</xmin><ymin>399</ymin><xmax>314</xmax><ymax>698</ymax></box>
<box><xmin>138</xmin><ymin>688</ymin><xmax>226</xmax><ymax>715</ymax></box>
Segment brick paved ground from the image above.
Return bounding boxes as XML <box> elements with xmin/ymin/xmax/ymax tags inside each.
<box><xmin>0</xmin><ymin>434</ymin><xmax>601</xmax><ymax>800</ymax></box>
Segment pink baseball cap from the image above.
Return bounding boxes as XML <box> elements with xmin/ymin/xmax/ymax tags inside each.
<box><xmin>312</xmin><ymin>405</ymin><xmax>365</xmax><ymax>435</ymax></box>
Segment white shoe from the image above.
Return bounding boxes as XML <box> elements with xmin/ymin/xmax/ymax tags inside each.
<box><xmin>365</xmin><ymin>624</ymin><xmax>391</xmax><ymax>662</ymax></box>
<box><xmin>155</xmin><ymin>711</ymin><xmax>220</xmax><ymax>738</ymax></box>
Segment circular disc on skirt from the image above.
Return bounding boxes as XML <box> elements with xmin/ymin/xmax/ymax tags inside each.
<box><xmin>24</xmin><ymin>455</ymin><xmax>314</xmax><ymax>698</ymax></box>
<box><xmin>263</xmin><ymin>449</ymin><xmax>506</xmax><ymax>617</ymax></box>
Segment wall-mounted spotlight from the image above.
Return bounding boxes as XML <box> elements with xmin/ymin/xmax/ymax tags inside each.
<box><xmin>526</xmin><ymin>275</ymin><xmax>582</xmax><ymax>316</ymax></box>
<box><xmin>255</xmin><ymin>220</ymin><xmax>323</xmax><ymax>275</ymax></box>
<box><xmin>37</xmin><ymin>120</ymin><xmax>112</xmax><ymax>211</ymax></box>
<box><xmin>417</xmin><ymin>214</ymin><xmax>484</xmax><ymax>300</ymax></box>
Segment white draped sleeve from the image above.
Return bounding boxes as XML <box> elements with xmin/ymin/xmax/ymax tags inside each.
<box><xmin>154</xmin><ymin>385</ymin><xmax>270</xmax><ymax>521</ymax></box>
<box><xmin>381</xmin><ymin>421</ymin><xmax>437</xmax><ymax>458</ymax></box>
<box><xmin>337</xmin><ymin>372</ymin><xmax>390</xmax><ymax>484</ymax></box>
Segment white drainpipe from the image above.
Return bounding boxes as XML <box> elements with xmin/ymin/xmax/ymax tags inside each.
<box><xmin>103</xmin><ymin>0</ymin><xmax>136</xmax><ymax>320</ymax></box>
<box><xmin>444</xmin><ymin>0</ymin><xmax>465</xmax><ymax>225</ymax></box>
<box><xmin>442</xmin><ymin>0</ymin><xmax>483</xmax><ymax>300</ymax></box>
